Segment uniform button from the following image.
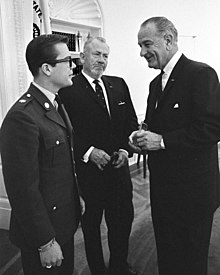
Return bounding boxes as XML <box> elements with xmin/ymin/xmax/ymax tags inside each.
<box><xmin>56</xmin><ymin>140</ymin><xmax>60</xmax><ymax>145</ymax></box>
<box><xmin>52</xmin><ymin>206</ymin><xmax>57</xmax><ymax>210</ymax></box>
<box><xmin>26</xmin><ymin>94</ymin><xmax>31</xmax><ymax>97</ymax></box>
<box><xmin>44</xmin><ymin>102</ymin><xmax>50</xmax><ymax>109</ymax></box>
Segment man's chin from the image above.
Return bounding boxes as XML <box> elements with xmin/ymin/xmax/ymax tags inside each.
<box><xmin>94</xmin><ymin>71</ymin><xmax>104</xmax><ymax>79</ymax></box>
<box><xmin>148</xmin><ymin>62</ymin><xmax>158</xmax><ymax>69</ymax></box>
<box><xmin>65</xmin><ymin>78</ymin><xmax>74</xmax><ymax>87</ymax></box>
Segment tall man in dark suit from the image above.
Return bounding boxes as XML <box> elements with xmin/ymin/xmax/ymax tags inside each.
<box><xmin>59</xmin><ymin>37</ymin><xmax>138</xmax><ymax>275</ymax></box>
<box><xmin>130</xmin><ymin>16</ymin><xmax>220</xmax><ymax>275</ymax></box>
<box><xmin>0</xmin><ymin>34</ymin><xmax>82</xmax><ymax>274</ymax></box>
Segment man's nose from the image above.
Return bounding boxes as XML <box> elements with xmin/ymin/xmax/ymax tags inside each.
<box><xmin>140</xmin><ymin>47</ymin><xmax>146</xmax><ymax>57</ymax></box>
<box><xmin>71</xmin><ymin>62</ymin><xmax>76</xmax><ymax>69</ymax></box>
<box><xmin>97</xmin><ymin>55</ymin><xmax>105</xmax><ymax>62</ymax></box>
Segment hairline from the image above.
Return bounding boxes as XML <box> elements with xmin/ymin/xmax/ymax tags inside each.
<box><xmin>83</xmin><ymin>37</ymin><xmax>109</xmax><ymax>53</ymax></box>
<box><xmin>140</xmin><ymin>16</ymin><xmax>178</xmax><ymax>41</ymax></box>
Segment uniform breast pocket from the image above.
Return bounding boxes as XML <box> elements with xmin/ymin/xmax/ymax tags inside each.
<box><xmin>42</xmin><ymin>132</ymin><xmax>68</xmax><ymax>167</ymax></box>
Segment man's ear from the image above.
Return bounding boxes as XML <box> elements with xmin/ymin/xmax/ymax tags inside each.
<box><xmin>164</xmin><ymin>33</ymin><xmax>174</xmax><ymax>50</ymax></box>
<box><xmin>79</xmin><ymin>52</ymin><xmax>85</xmax><ymax>64</ymax></box>
<box><xmin>41</xmin><ymin>63</ymin><xmax>52</xmax><ymax>76</ymax></box>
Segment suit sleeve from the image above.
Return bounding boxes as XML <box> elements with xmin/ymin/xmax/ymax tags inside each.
<box><xmin>119</xmin><ymin>79</ymin><xmax>139</xmax><ymax>155</ymax></box>
<box><xmin>0</xmin><ymin>110</ymin><xmax>55</xmax><ymax>248</ymax></box>
<box><xmin>163</xmin><ymin>66</ymin><xmax>220</xmax><ymax>149</ymax></box>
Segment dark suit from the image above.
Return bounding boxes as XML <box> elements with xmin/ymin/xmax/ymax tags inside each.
<box><xmin>145</xmin><ymin>54</ymin><xmax>220</xmax><ymax>274</ymax></box>
<box><xmin>59</xmin><ymin>73</ymin><xmax>138</xmax><ymax>274</ymax></box>
<box><xmin>0</xmin><ymin>84</ymin><xmax>80</xmax><ymax>274</ymax></box>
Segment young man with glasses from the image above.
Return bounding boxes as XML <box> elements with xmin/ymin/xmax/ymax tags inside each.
<box><xmin>1</xmin><ymin>34</ymin><xmax>82</xmax><ymax>274</ymax></box>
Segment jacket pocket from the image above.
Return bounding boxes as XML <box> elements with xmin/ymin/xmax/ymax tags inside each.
<box><xmin>41</xmin><ymin>131</ymin><xmax>68</xmax><ymax>167</ymax></box>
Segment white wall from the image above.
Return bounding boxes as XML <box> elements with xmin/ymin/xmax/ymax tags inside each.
<box><xmin>98</xmin><ymin>0</ymin><xmax>220</xmax><ymax>119</ymax></box>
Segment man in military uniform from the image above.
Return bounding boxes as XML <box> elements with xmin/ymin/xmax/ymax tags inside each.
<box><xmin>0</xmin><ymin>34</ymin><xmax>81</xmax><ymax>274</ymax></box>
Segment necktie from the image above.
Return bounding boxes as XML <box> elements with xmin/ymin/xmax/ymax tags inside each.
<box><xmin>157</xmin><ymin>70</ymin><xmax>165</xmax><ymax>103</ymax></box>
<box><xmin>55</xmin><ymin>94</ymin><xmax>73</xmax><ymax>137</ymax></box>
<box><xmin>93</xmin><ymin>79</ymin><xmax>107</xmax><ymax>110</ymax></box>
<box><xmin>160</xmin><ymin>70</ymin><xmax>165</xmax><ymax>91</ymax></box>
<box><xmin>161</xmin><ymin>70</ymin><xmax>167</xmax><ymax>91</ymax></box>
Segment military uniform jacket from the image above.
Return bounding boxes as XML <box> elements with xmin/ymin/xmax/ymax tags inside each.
<box><xmin>0</xmin><ymin>84</ymin><xmax>80</xmax><ymax>250</ymax></box>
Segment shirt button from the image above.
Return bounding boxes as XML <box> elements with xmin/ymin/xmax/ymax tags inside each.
<box><xmin>52</xmin><ymin>206</ymin><xmax>57</xmax><ymax>211</ymax></box>
<box><xmin>56</xmin><ymin>140</ymin><xmax>60</xmax><ymax>145</ymax></box>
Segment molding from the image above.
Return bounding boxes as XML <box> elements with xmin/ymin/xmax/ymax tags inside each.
<box><xmin>13</xmin><ymin>0</ymin><xmax>28</xmax><ymax>97</ymax></box>
<box><xmin>51</xmin><ymin>17</ymin><xmax>101</xmax><ymax>30</ymax></box>
<box><xmin>49</xmin><ymin>0</ymin><xmax>102</xmax><ymax>27</ymax></box>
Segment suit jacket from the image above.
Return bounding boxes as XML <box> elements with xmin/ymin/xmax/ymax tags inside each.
<box><xmin>0</xmin><ymin>84</ymin><xmax>80</xmax><ymax>250</ymax></box>
<box><xmin>59</xmin><ymin>73</ymin><xmax>138</xmax><ymax>201</ymax></box>
<box><xmin>145</xmin><ymin>54</ymin><xmax>220</xmax><ymax>224</ymax></box>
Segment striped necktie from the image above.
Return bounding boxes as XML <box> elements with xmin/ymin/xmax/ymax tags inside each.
<box><xmin>93</xmin><ymin>79</ymin><xmax>107</xmax><ymax>110</ymax></box>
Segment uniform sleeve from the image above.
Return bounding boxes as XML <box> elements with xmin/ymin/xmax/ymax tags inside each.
<box><xmin>0</xmin><ymin>110</ymin><xmax>55</xmax><ymax>248</ymax></box>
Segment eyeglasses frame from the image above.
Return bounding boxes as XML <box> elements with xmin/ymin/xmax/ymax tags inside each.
<box><xmin>43</xmin><ymin>56</ymin><xmax>75</xmax><ymax>68</ymax></box>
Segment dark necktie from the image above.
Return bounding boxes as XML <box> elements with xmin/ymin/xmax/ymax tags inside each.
<box><xmin>157</xmin><ymin>70</ymin><xmax>165</xmax><ymax>102</ymax></box>
<box><xmin>93</xmin><ymin>79</ymin><xmax>107</xmax><ymax>110</ymax></box>
<box><xmin>55</xmin><ymin>94</ymin><xmax>73</xmax><ymax>137</ymax></box>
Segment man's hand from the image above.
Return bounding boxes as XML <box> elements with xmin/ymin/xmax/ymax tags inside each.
<box><xmin>113</xmin><ymin>151</ymin><xmax>128</xmax><ymax>169</ymax></box>
<box><xmin>129</xmin><ymin>130</ymin><xmax>144</xmax><ymax>154</ymax></box>
<box><xmin>89</xmin><ymin>148</ymin><xmax>111</xmax><ymax>170</ymax></box>
<box><xmin>39</xmin><ymin>240</ymin><xmax>64</xmax><ymax>268</ymax></box>
<box><xmin>129</xmin><ymin>140</ymin><xmax>142</xmax><ymax>154</ymax></box>
<box><xmin>136</xmin><ymin>131</ymin><xmax>163</xmax><ymax>151</ymax></box>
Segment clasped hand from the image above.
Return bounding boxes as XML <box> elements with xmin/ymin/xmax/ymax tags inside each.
<box><xmin>129</xmin><ymin>130</ymin><xmax>163</xmax><ymax>152</ymax></box>
<box><xmin>39</xmin><ymin>240</ymin><xmax>63</xmax><ymax>268</ymax></box>
<box><xmin>89</xmin><ymin>148</ymin><xmax>128</xmax><ymax>170</ymax></box>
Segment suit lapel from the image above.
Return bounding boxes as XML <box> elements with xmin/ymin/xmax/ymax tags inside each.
<box><xmin>146</xmin><ymin>74</ymin><xmax>162</xmax><ymax>123</ymax></box>
<box><xmin>102</xmin><ymin>76</ymin><xmax>115</xmax><ymax>116</ymax></box>
<box><xmin>156</xmin><ymin>54</ymin><xmax>187</xmax><ymax>108</ymax></box>
<box><xmin>78</xmin><ymin>74</ymin><xmax>110</xmax><ymax>117</ymax></box>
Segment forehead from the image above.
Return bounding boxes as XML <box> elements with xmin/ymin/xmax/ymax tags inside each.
<box><xmin>54</xmin><ymin>42</ymin><xmax>70</xmax><ymax>58</ymax></box>
<box><xmin>89</xmin><ymin>40</ymin><xmax>110</xmax><ymax>53</ymax></box>
<box><xmin>138</xmin><ymin>23</ymin><xmax>159</xmax><ymax>43</ymax></box>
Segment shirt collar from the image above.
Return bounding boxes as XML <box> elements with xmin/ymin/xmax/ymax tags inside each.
<box><xmin>32</xmin><ymin>81</ymin><xmax>56</xmax><ymax>104</ymax></box>
<box><xmin>82</xmin><ymin>71</ymin><xmax>103</xmax><ymax>85</ymax></box>
<box><xmin>163</xmin><ymin>50</ymin><xmax>182</xmax><ymax>76</ymax></box>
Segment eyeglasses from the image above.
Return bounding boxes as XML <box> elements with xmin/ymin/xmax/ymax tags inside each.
<box><xmin>44</xmin><ymin>56</ymin><xmax>75</xmax><ymax>68</ymax></box>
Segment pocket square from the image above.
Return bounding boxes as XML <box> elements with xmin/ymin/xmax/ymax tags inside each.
<box><xmin>174</xmin><ymin>103</ymin><xmax>179</xmax><ymax>108</ymax></box>
<box><xmin>118</xmin><ymin>101</ymin><xmax>125</xmax><ymax>105</ymax></box>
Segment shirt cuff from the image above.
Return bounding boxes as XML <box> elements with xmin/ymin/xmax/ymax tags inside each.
<box><xmin>119</xmin><ymin>149</ymin><xmax>129</xmax><ymax>156</ymax></box>
<box><xmin>160</xmin><ymin>138</ymin><xmax>165</xmax><ymax>149</ymax></box>
<box><xmin>83</xmin><ymin>146</ymin><xmax>94</xmax><ymax>163</ymax></box>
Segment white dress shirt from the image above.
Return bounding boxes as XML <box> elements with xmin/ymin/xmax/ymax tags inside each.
<box><xmin>162</xmin><ymin>50</ymin><xmax>182</xmax><ymax>90</ymax></box>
